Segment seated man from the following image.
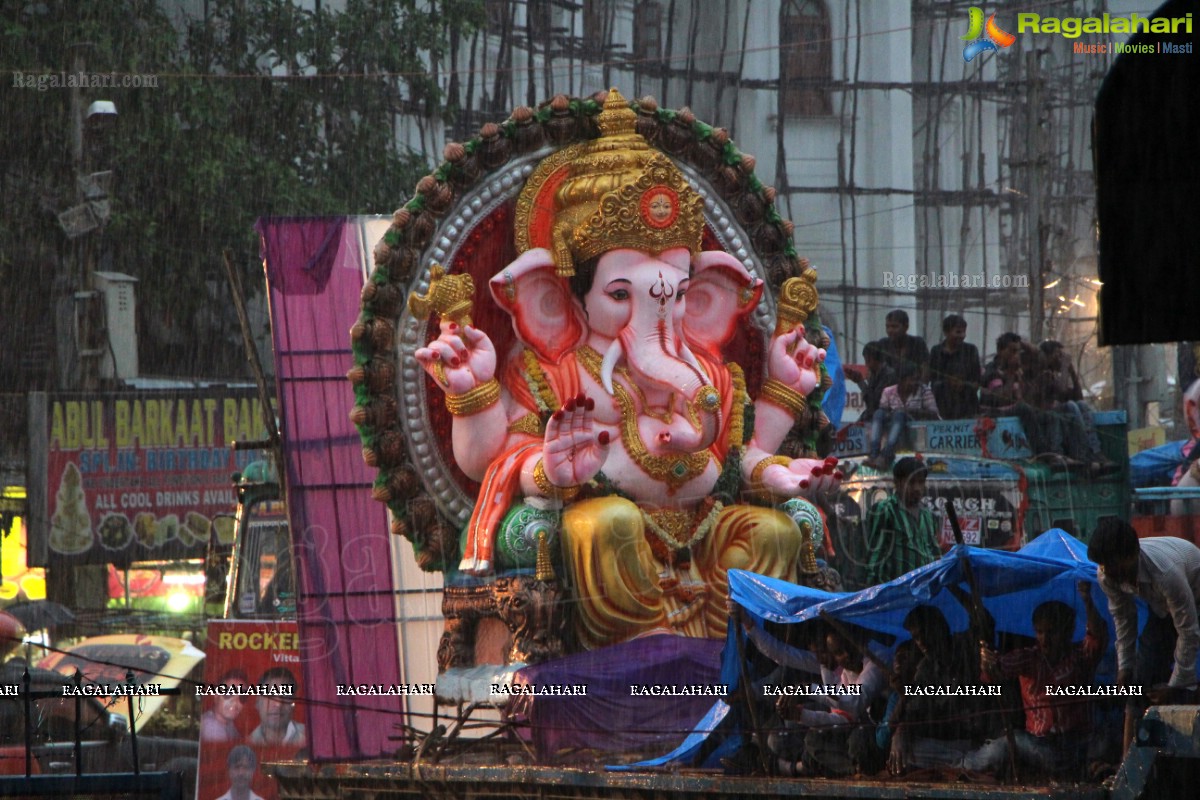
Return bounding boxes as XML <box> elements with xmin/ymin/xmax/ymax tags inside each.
<box><xmin>746</xmin><ymin>623</ymin><xmax>887</xmax><ymax>777</ymax></box>
<box><xmin>878</xmin><ymin>309</ymin><xmax>929</xmax><ymax>380</ymax></box>
<box><xmin>857</xmin><ymin>640</ymin><xmax>921</xmax><ymax>777</ymax></box>
<box><xmin>980</xmin><ymin>333</ymin><xmax>1064</xmax><ymax>462</ymax></box>
<box><xmin>963</xmin><ymin>582</ymin><xmax>1106</xmax><ymax>780</ymax></box>
<box><xmin>865</xmin><ymin>363</ymin><xmax>939</xmax><ymax>470</ymax></box>
<box><xmin>888</xmin><ymin>605</ymin><xmax>994</xmax><ymax>775</ymax></box>
<box><xmin>1035</xmin><ymin>341</ymin><xmax>1114</xmax><ymax>474</ymax></box>
<box><xmin>929</xmin><ymin>313</ymin><xmax>981</xmax><ymax>420</ymax></box>
<box><xmin>844</xmin><ymin>341</ymin><xmax>896</xmax><ymax>422</ymax></box>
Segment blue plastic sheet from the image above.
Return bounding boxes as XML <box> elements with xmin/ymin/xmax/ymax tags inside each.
<box><xmin>1130</xmin><ymin>439</ymin><xmax>1189</xmax><ymax>487</ymax></box>
<box><xmin>629</xmin><ymin>529</ymin><xmax>1153</xmax><ymax>769</ymax></box>
<box><xmin>821</xmin><ymin>325</ymin><xmax>846</xmax><ymax>429</ymax></box>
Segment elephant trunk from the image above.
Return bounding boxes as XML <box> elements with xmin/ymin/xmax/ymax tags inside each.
<box><xmin>600</xmin><ymin>321</ymin><xmax>721</xmax><ymax>454</ymax></box>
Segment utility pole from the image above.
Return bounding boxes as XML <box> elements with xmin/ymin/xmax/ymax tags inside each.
<box><xmin>1026</xmin><ymin>50</ymin><xmax>1047</xmax><ymax>344</ymax></box>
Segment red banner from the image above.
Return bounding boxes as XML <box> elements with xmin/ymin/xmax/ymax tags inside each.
<box><xmin>198</xmin><ymin>620</ymin><xmax>306</xmax><ymax>800</ymax></box>
<box><xmin>41</xmin><ymin>389</ymin><xmax>268</xmax><ymax>565</ymax></box>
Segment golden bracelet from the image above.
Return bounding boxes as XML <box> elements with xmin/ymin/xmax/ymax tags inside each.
<box><xmin>444</xmin><ymin>378</ymin><xmax>501</xmax><ymax>416</ymax></box>
<box><xmin>751</xmin><ymin>455</ymin><xmax>793</xmax><ymax>486</ymax></box>
<box><xmin>533</xmin><ymin>458</ymin><xmax>580</xmax><ymax>502</ymax></box>
<box><xmin>760</xmin><ymin>379</ymin><xmax>809</xmax><ymax>418</ymax></box>
<box><xmin>507</xmin><ymin>412</ymin><xmax>543</xmax><ymax>436</ymax></box>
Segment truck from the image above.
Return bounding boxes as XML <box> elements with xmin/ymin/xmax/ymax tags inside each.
<box><xmin>238</xmin><ymin>92</ymin><xmax>1194</xmax><ymax>800</ymax></box>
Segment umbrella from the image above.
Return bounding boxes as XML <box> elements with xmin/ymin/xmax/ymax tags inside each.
<box><xmin>2</xmin><ymin>600</ymin><xmax>76</xmax><ymax>632</ymax></box>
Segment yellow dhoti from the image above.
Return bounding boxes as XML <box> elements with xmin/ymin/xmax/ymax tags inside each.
<box><xmin>561</xmin><ymin>497</ymin><xmax>805</xmax><ymax>650</ymax></box>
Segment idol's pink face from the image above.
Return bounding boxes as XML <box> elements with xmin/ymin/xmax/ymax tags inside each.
<box><xmin>488</xmin><ymin>244</ymin><xmax>764</xmax><ymax>456</ymax></box>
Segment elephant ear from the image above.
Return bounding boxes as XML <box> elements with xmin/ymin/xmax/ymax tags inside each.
<box><xmin>683</xmin><ymin>250</ymin><xmax>764</xmax><ymax>357</ymax></box>
<box><xmin>489</xmin><ymin>248</ymin><xmax>585</xmax><ymax>364</ymax></box>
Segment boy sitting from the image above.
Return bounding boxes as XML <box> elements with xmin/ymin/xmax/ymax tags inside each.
<box><xmin>963</xmin><ymin>582</ymin><xmax>1106</xmax><ymax>780</ymax></box>
<box><xmin>865</xmin><ymin>363</ymin><xmax>939</xmax><ymax>470</ymax></box>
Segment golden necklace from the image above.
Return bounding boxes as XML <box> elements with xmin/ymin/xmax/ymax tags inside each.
<box><xmin>577</xmin><ymin>346</ymin><xmax>713</xmax><ymax>494</ymax></box>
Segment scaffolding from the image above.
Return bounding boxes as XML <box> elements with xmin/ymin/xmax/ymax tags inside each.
<box><xmin>421</xmin><ymin>0</ymin><xmax>1115</xmax><ymax>388</ymax></box>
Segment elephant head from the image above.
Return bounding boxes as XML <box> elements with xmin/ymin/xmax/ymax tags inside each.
<box><xmin>492</xmin><ymin>246</ymin><xmax>760</xmax><ymax>455</ymax></box>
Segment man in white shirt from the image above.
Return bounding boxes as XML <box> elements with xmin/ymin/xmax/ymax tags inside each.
<box><xmin>1088</xmin><ymin>517</ymin><xmax>1200</xmax><ymax>704</ymax></box>
<box><xmin>249</xmin><ymin>667</ymin><xmax>307</xmax><ymax>747</ymax></box>
<box><xmin>215</xmin><ymin>745</ymin><xmax>265</xmax><ymax>800</ymax></box>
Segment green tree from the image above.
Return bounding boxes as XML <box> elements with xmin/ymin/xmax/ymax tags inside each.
<box><xmin>1</xmin><ymin>0</ymin><xmax>484</xmax><ymax>382</ymax></box>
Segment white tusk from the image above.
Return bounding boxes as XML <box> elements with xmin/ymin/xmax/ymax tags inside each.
<box><xmin>679</xmin><ymin>343</ymin><xmax>707</xmax><ymax>382</ymax></box>
<box><xmin>600</xmin><ymin>338</ymin><xmax>623</xmax><ymax>396</ymax></box>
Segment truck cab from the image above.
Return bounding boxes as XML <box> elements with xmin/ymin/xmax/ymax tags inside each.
<box><xmin>206</xmin><ymin>456</ymin><xmax>294</xmax><ymax>623</ymax></box>
<box><xmin>826</xmin><ymin>412</ymin><xmax>1131</xmax><ymax>589</ymax></box>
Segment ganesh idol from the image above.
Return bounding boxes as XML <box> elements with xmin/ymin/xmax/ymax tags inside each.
<box><xmin>405</xmin><ymin>90</ymin><xmax>840</xmax><ymax>651</ymax></box>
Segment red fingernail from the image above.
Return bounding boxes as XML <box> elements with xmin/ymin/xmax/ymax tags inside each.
<box><xmin>576</xmin><ymin>392</ymin><xmax>586</xmax><ymax>405</ymax></box>
<box><xmin>450</xmin><ymin>357</ymin><xmax>460</xmax><ymax>367</ymax></box>
<box><xmin>800</xmin><ymin>480</ymin><xmax>810</xmax><ymax>489</ymax></box>
<box><xmin>552</xmin><ymin>410</ymin><xmax>564</xmax><ymax>420</ymax></box>
<box><xmin>834</xmin><ymin>471</ymin><xmax>844</xmax><ymax>480</ymax></box>
<box><xmin>825</xmin><ymin>456</ymin><xmax>838</xmax><ymax>466</ymax></box>
<box><xmin>565</xmin><ymin>399</ymin><xmax>576</xmax><ymax>412</ymax></box>
<box><xmin>585</xmin><ymin>398</ymin><xmax>595</xmax><ymax>411</ymax></box>
<box><xmin>598</xmin><ymin>431</ymin><xmax>610</xmax><ymax>446</ymax></box>
<box><xmin>448</xmin><ymin>322</ymin><xmax>458</xmax><ymax>330</ymax></box>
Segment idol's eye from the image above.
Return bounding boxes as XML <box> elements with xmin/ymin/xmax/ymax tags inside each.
<box><xmin>675</xmin><ymin>289</ymin><xmax>686</xmax><ymax>303</ymax></box>
<box><xmin>607</xmin><ymin>288</ymin><xmax>630</xmax><ymax>301</ymax></box>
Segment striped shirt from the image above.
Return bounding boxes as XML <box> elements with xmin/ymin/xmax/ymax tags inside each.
<box><xmin>865</xmin><ymin>496</ymin><xmax>941</xmax><ymax>585</ymax></box>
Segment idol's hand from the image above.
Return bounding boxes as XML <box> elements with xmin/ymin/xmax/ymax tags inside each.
<box><xmin>768</xmin><ymin>329</ymin><xmax>826</xmax><ymax>397</ymax></box>
<box><xmin>541</xmin><ymin>394</ymin><xmax>611</xmax><ymax>488</ymax></box>
<box><xmin>414</xmin><ymin>321</ymin><xmax>496</xmax><ymax>395</ymax></box>
<box><xmin>758</xmin><ymin>456</ymin><xmax>842</xmax><ymax>497</ymax></box>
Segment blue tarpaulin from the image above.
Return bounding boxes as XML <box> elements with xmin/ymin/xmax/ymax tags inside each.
<box><xmin>1130</xmin><ymin>439</ymin><xmax>1189</xmax><ymax>487</ymax></box>
<box><xmin>622</xmin><ymin>530</ymin><xmax>1149</xmax><ymax>770</ymax></box>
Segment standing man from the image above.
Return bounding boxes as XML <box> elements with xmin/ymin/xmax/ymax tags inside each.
<box><xmin>928</xmin><ymin>314</ymin><xmax>981</xmax><ymax>419</ymax></box>
<box><xmin>878</xmin><ymin>309</ymin><xmax>929</xmax><ymax>380</ymax></box>
<box><xmin>1088</xmin><ymin>517</ymin><xmax>1200</xmax><ymax>738</ymax></box>
<box><xmin>865</xmin><ymin>457</ymin><xmax>940</xmax><ymax>585</ymax></box>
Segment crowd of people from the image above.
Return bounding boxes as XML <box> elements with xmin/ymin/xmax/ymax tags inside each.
<box><xmin>730</xmin><ymin>504</ymin><xmax>1200</xmax><ymax>785</ymax></box>
<box><xmin>843</xmin><ymin>310</ymin><xmax>1115</xmax><ymax>475</ymax></box>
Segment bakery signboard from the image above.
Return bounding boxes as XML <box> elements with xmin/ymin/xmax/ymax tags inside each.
<box><xmin>29</xmin><ymin>389</ymin><xmax>269</xmax><ymax>567</ymax></box>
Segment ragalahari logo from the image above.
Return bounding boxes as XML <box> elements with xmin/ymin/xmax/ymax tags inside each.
<box><xmin>962</xmin><ymin>7</ymin><xmax>1016</xmax><ymax>62</ymax></box>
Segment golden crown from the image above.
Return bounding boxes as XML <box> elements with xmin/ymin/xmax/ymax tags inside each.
<box><xmin>515</xmin><ymin>89</ymin><xmax>706</xmax><ymax>277</ymax></box>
